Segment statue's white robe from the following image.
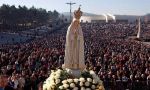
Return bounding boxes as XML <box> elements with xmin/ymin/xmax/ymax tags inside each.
<box><xmin>63</xmin><ymin>22</ymin><xmax>85</xmax><ymax>70</ymax></box>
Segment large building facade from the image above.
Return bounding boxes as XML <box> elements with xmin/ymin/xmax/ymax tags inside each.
<box><xmin>60</xmin><ymin>12</ymin><xmax>144</xmax><ymax>23</ymax></box>
<box><xmin>80</xmin><ymin>14</ymin><xmax>116</xmax><ymax>23</ymax></box>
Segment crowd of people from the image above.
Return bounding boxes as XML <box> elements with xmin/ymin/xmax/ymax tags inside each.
<box><xmin>0</xmin><ymin>22</ymin><xmax>150</xmax><ymax>90</ymax></box>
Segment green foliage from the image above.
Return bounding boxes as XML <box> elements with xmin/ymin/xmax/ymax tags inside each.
<box><xmin>0</xmin><ymin>4</ymin><xmax>59</xmax><ymax>31</ymax></box>
<box><xmin>81</xmin><ymin>70</ymin><xmax>93</xmax><ymax>79</ymax></box>
<box><xmin>60</xmin><ymin>70</ymin><xmax>70</xmax><ymax>80</ymax></box>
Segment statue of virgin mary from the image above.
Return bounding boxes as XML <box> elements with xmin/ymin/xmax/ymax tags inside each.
<box><xmin>63</xmin><ymin>7</ymin><xmax>86</xmax><ymax>70</ymax></box>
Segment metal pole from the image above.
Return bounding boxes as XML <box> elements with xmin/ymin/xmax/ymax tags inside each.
<box><xmin>66</xmin><ymin>1</ymin><xmax>76</xmax><ymax>23</ymax></box>
<box><xmin>70</xmin><ymin>3</ymin><xmax>71</xmax><ymax>23</ymax></box>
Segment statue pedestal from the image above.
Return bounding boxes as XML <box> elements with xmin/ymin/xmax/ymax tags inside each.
<box><xmin>66</xmin><ymin>68</ymin><xmax>81</xmax><ymax>78</ymax></box>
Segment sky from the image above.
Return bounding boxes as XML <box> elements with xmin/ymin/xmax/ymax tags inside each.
<box><xmin>0</xmin><ymin>0</ymin><xmax>149</xmax><ymax>15</ymax></box>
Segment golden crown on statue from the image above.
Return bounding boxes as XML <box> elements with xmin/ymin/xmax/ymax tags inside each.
<box><xmin>74</xmin><ymin>5</ymin><xmax>82</xmax><ymax>20</ymax></box>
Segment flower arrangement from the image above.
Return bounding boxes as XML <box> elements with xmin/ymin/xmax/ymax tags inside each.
<box><xmin>43</xmin><ymin>69</ymin><xmax>104</xmax><ymax>90</ymax></box>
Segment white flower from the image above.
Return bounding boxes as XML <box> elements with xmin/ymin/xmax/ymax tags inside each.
<box><xmin>93</xmin><ymin>76</ymin><xmax>101</xmax><ymax>83</ymax></box>
<box><xmin>54</xmin><ymin>74</ymin><xmax>60</xmax><ymax>79</ymax></box>
<box><xmin>49</xmin><ymin>80</ymin><xmax>55</xmax><ymax>84</ymax></box>
<box><xmin>80</xmin><ymin>82</ymin><xmax>84</xmax><ymax>86</ymax></box>
<box><xmin>59</xmin><ymin>86</ymin><xmax>64</xmax><ymax>89</ymax></box>
<box><xmin>89</xmin><ymin>70</ymin><xmax>95</xmax><ymax>75</ymax></box>
<box><xmin>48</xmin><ymin>86</ymin><xmax>53</xmax><ymax>90</ymax></box>
<box><xmin>51</xmin><ymin>82</ymin><xmax>56</xmax><ymax>89</ymax></box>
<box><xmin>67</xmin><ymin>79</ymin><xmax>73</xmax><ymax>83</ymax></box>
<box><xmin>56</xmin><ymin>69</ymin><xmax>62</xmax><ymax>74</ymax></box>
<box><xmin>50</xmin><ymin>82</ymin><xmax>55</xmax><ymax>86</ymax></box>
<box><xmin>62</xmin><ymin>80</ymin><xmax>68</xmax><ymax>84</ymax></box>
<box><xmin>51</xmin><ymin>70</ymin><xmax>55</xmax><ymax>73</ymax></box>
<box><xmin>63</xmin><ymin>84</ymin><xmax>69</xmax><ymax>89</ymax></box>
<box><xmin>98</xmin><ymin>80</ymin><xmax>103</xmax><ymax>85</ymax></box>
<box><xmin>51</xmin><ymin>84</ymin><xmax>55</xmax><ymax>89</ymax></box>
<box><xmin>73</xmin><ymin>87</ymin><xmax>78</xmax><ymax>90</ymax></box>
<box><xmin>95</xmin><ymin>75</ymin><xmax>100</xmax><ymax>81</ymax></box>
<box><xmin>74</xmin><ymin>78</ymin><xmax>79</xmax><ymax>83</ymax></box>
<box><xmin>49</xmin><ymin>76</ymin><xmax>55</xmax><ymax>81</ymax></box>
<box><xmin>51</xmin><ymin>72</ymin><xmax>55</xmax><ymax>76</ymax></box>
<box><xmin>91</xmin><ymin>85</ymin><xmax>95</xmax><ymax>89</ymax></box>
<box><xmin>70</xmin><ymin>83</ymin><xmax>76</xmax><ymax>88</ymax></box>
<box><xmin>43</xmin><ymin>83</ymin><xmax>47</xmax><ymax>90</ymax></box>
<box><xmin>56</xmin><ymin>79</ymin><xmax>60</xmax><ymax>84</ymax></box>
<box><xmin>87</xmin><ymin>78</ymin><xmax>92</xmax><ymax>82</ymax></box>
<box><xmin>79</xmin><ymin>78</ymin><xmax>85</xmax><ymax>82</ymax></box>
<box><xmin>57</xmin><ymin>69</ymin><xmax>62</xmax><ymax>72</ymax></box>
<box><xmin>90</xmin><ymin>70</ymin><xmax>97</xmax><ymax>79</ymax></box>
<box><xmin>85</xmin><ymin>88</ymin><xmax>91</xmax><ymax>90</ymax></box>
<box><xmin>92</xmin><ymin>79</ymin><xmax>97</xmax><ymax>84</ymax></box>
<box><xmin>92</xmin><ymin>74</ymin><xmax>97</xmax><ymax>79</ymax></box>
<box><xmin>43</xmin><ymin>69</ymin><xmax>104</xmax><ymax>90</ymax></box>
<box><xmin>85</xmin><ymin>81</ymin><xmax>90</xmax><ymax>86</ymax></box>
<box><xmin>81</xmin><ymin>87</ymin><xmax>85</xmax><ymax>90</ymax></box>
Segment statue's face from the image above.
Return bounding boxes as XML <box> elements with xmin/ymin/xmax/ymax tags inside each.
<box><xmin>73</xmin><ymin>20</ymin><xmax>80</xmax><ymax>30</ymax></box>
<box><xmin>72</xmin><ymin>20</ymin><xmax>80</xmax><ymax>32</ymax></box>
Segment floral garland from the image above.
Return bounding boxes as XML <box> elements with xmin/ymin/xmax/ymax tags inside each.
<box><xmin>43</xmin><ymin>69</ymin><xmax>105</xmax><ymax>90</ymax></box>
